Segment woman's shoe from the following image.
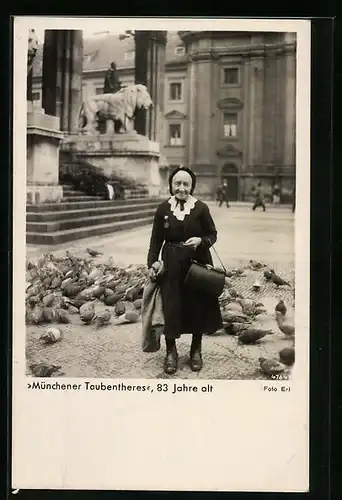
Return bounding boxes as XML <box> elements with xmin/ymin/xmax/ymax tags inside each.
<box><xmin>164</xmin><ymin>346</ymin><xmax>178</xmax><ymax>374</ymax></box>
<box><xmin>190</xmin><ymin>349</ymin><xmax>203</xmax><ymax>372</ymax></box>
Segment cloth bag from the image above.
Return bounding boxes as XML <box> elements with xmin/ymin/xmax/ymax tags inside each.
<box><xmin>141</xmin><ymin>278</ymin><xmax>164</xmax><ymax>353</ymax></box>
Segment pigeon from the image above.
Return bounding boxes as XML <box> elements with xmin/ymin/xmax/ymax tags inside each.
<box><xmin>55</xmin><ymin>308</ymin><xmax>70</xmax><ymax>324</ymax></box>
<box><xmin>275</xmin><ymin>300</ymin><xmax>287</xmax><ymax>315</ymax></box>
<box><xmin>259</xmin><ymin>357</ymin><xmax>287</xmax><ymax>376</ymax></box>
<box><xmin>263</xmin><ymin>269</ymin><xmax>273</xmax><ymax>281</ymax></box>
<box><xmin>43</xmin><ymin>307</ymin><xmax>54</xmax><ymax>323</ymax></box>
<box><xmin>39</xmin><ymin>327</ymin><xmax>62</xmax><ymax>344</ymax></box>
<box><xmin>104</xmin><ymin>293</ymin><xmax>124</xmax><ymax>307</ymax></box>
<box><xmin>86</xmin><ymin>248</ymin><xmax>103</xmax><ymax>257</ymax></box>
<box><xmin>222</xmin><ymin>322</ymin><xmax>246</xmax><ymax>335</ymax></box>
<box><xmin>80</xmin><ymin>301</ymin><xmax>95</xmax><ymax>324</ymax></box>
<box><xmin>237</xmin><ymin>328</ymin><xmax>273</xmax><ymax>344</ymax></box>
<box><xmin>42</xmin><ymin>293</ymin><xmax>55</xmax><ymax>307</ymax></box>
<box><xmin>94</xmin><ymin>309</ymin><xmax>112</xmax><ymax>326</ymax></box>
<box><xmin>270</xmin><ymin>271</ymin><xmax>291</xmax><ymax>287</ymax></box>
<box><xmin>124</xmin><ymin>281</ymin><xmax>144</xmax><ymax>302</ymax></box>
<box><xmin>221</xmin><ymin>310</ymin><xmax>249</xmax><ymax>323</ymax></box>
<box><xmin>252</xmin><ymin>280</ymin><xmax>261</xmax><ymax>291</ymax></box>
<box><xmin>65</xmin><ymin>250</ymin><xmax>77</xmax><ymax>262</ymax></box>
<box><xmin>279</xmin><ymin>347</ymin><xmax>295</xmax><ymax>366</ymax></box>
<box><xmin>249</xmin><ymin>260</ymin><xmax>265</xmax><ymax>270</ymax></box>
<box><xmin>114</xmin><ymin>310</ymin><xmax>140</xmax><ymax>325</ymax></box>
<box><xmin>66</xmin><ymin>297</ymin><xmax>94</xmax><ymax>310</ymax></box>
<box><xmin>29</xmin><ymin>363</ymin><xmax>62</xmax><ymax>377</ymax></box>
<box><xmin>133</xmin><ymin>299</ymin><xmax>142</xmax><ymax>310</ymax></box>
<box><xmin>275</xmin><ymin>311</ymin><xmax>295</xmax><ymax>336</ymax></box>
<box><xmin>226</xmin><ymin>301</ymin><xmax>244</xmax><ymax>314</ymax></box>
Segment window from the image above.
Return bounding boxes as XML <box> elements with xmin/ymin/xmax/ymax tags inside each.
<box><xmin>175</xmin><ymin>46</ymin><xmax>185</xmax><ymax>56</ymax></box>
<box><xmin>169</xmin><ymin>82</ymin><xmax>182</xmax><ymax>101</ymax></box>
<box><xmin>223</xmin><ymin>68</ymin><xmax>239</xmax><ymax>85</ymax></box>
<box><xmin>223</xmin><ymin>113</ymin><xmax>237</xmax><ymax>137</ymax></box>
<box><xmin>169</xmin><ymin>124</ymin><xmax>182</xmax><ymax>146</ymax></box>
<box><xmin>95</xmin><ymin>87</ymin><xmax>103</xmax><ymax>95</ymax></box>
<box><xmin>124</xmin><ymin>50</ymin><xmax>135</xmax><ymax>62</ymax></box>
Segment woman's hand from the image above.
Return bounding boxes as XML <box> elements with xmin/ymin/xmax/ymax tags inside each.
<box><xmin>148</xmin><ymin>260</ymin><xmax>164</xmax><ymax>281</ymax></box>
<box><xmin>183</xmin><ymin>237</ymin><xmax>202</xmax><ymax>250</ymax></box>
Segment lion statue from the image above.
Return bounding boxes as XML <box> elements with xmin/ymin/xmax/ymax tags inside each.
<box><xmin>77</xmin><ymin>84</ymin><xmax>153</xmax><ymax>135</ymax></box>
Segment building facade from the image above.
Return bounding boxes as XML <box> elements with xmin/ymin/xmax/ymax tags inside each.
<box><xmin>32</xmin><ymin>31</ymin><xmax>296</xmax><ymax>201</ymax></box>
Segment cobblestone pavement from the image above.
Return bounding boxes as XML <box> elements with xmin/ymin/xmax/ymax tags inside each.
<box><xmin>26</xmin><ymin>203</ymin><xmax>295</xmax><ymax>380</ymax></box>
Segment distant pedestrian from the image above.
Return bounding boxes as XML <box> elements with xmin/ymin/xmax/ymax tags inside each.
<box><xmin>218</xmin><ymin>179</ymin><xmax>230</xmax><ymax>208</ymax></box>
<box><xmin>105</xmin><ymin>182</ymin><xmax>115</xmax><ymax>200</ymax></box>
<box><xmin>272</xmin><ymin>183</ymin><xmax>281</xmax><ymax>204</ymax></box>
<box><xmin>252</xmin><ymin>182</ymin><xmax>266</xmax><ymax>212</ymax></box>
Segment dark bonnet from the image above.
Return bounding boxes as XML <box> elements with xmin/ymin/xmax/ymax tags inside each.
<box><xmin>168</xmin><ymin>166</ymin><xmax>197</xmax><ymax>195</ymax></box>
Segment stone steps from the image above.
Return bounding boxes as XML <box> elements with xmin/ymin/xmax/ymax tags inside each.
<box><xmin>26</xmin><ymin>216</ymin><xmax>154</xmax><ymax>245</ymax></box>
<box><xmin>26</xmin><ymin>200</ymin><xmax>161</xmax><ymax>222</ymax></box>
<box><xmin>26</xmin><ymin>197</ymin><xmax>162</xmax><ymax>213</ymax></box>
<box><xmin>26</xmin><ymin>171</ymin><xmax>162</xmax><ymax>245</ymax></box>
<box><xmin>62</xmin><ymin>195</ymin><xmax>103</xmax><ymax>202</ymax></box>
<box><xmin>27</xmin><ymin>207</ymin><xmax>157</xmax><ymax>233</ymax></box>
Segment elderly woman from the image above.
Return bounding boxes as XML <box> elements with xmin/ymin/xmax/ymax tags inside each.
<box><xmin>147</xmin><ymin>167</ymin><xmax>222</xmax><ymax>375</ymax></box>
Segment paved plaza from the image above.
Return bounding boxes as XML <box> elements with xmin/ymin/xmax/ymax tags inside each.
<box><xmin>26</xmin><ymin>202</ymin><xmax>295</xmax><ymax>380</ymax></box>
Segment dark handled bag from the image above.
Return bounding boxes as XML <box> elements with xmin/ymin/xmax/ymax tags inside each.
<box><xmin>184</xmin><ymin>246</ymin><xmax>228</xmax><ymax>298</ymax></box>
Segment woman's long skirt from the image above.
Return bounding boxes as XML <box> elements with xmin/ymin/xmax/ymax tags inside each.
<box><xmin>159</xmin><ymin>243</ymin><xmax>223</xmax><ymax>339</ymax></box>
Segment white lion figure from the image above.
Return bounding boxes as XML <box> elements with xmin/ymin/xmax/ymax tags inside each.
<box><xmin>77</xmin><ymin>84</ymin><xmax>153</xmax><ymax>135</ymax></box>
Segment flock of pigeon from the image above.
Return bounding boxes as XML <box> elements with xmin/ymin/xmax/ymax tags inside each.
<box><xmin>215</xmin><ymin>259</ymin><xmax>295</xmax><ymax>377</ymax></box>
<box><xmin>26</xmin><ymin>251</ymin><xmax>295</xmax><ymax>379</ymax></box>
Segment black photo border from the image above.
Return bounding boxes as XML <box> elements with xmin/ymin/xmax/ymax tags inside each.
<box><xmin>4</xmin><ymin>13</ymin><xmax>336</xmax><ymax>500</ymax></box>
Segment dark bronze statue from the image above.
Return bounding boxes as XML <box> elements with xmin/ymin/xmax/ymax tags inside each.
<box><xmin>103</xmin><ymin>62</ymin><xmax>122</xmax><ymax>94</ymax></box>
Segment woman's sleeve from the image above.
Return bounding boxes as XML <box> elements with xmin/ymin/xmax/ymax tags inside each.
<box><xmin>147</xmin><ymin>205</ymin><xmax>165</xmax><ymax>268</ymax></box>
<box><xmin>200</xmin><ymin>203</ymin><xmax>217</xmax><ymax>248</ymax></box>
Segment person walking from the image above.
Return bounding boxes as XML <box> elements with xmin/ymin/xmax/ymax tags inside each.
<box><xmin>147</xmin><ymin>166</ymin><xmax>222</xmax><ymax>375</ymax></box>
<box><xmin>252</xmin><ymin>182</ymin><xmax>266</xmax><ymax>211</ymax></box>
<box><xmin>218</xmin><ymin>179</ymin><xmax>230</xmax><ymax>208</ymax></box>
<box><xmin>272</xmin><ymin>183</ymin><xmax>281</xmax><ymax>204</ymax></box>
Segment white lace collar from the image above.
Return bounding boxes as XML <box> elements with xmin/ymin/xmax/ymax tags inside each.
<box><xmin>168</xmin><ymin>195</ymin><xmax>197</xmax><ymax>221</ymax></box>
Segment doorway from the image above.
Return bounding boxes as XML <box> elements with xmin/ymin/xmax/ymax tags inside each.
<box><xmin>221</xmin><ymin>163</ymin><xmax>239</xmax><ymax>201</ymax></box>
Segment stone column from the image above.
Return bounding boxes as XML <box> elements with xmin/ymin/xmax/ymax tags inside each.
<box><xmin>242</xmin><ymin>56</ymin><xmax>252</xmax><ymax>166</ymax></box>
<box><xmin>187</xmin><ymin>58</ymin><xmax>197</xmax><ymax>166</ymax></box>
<box><xmin>190</xmin><ymin>52</ymin><xmax>215</xmax><ymax>166</ymax></box>
<box><xmin>283</xmin><ymin>34</ymin><xmax>296</xmax><ymax>167</ymax></box>
<box><xmin>42</xmin><ymin>30</ymin><xmax>83</xmax><ymax>133</ymax></box>
<box><xmin>248</xmin><ymin>47</ymin><xmax>265</xmax><ymax>165</ymax></box>
<box><xmin>134</xmin><ymin>31</ymin><xmax>167</xmax><ymax>142</ymax></box>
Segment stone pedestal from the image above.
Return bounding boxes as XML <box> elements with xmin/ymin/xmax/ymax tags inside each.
<box><xmin>62</xmin><ymin>132</ymin><xmax>162</xmax><ymax>196</ymax></box>
<box><xmin>27</xmin><ymin>108</ymin><xmax>64</xmax><ymax>204</ymax></box>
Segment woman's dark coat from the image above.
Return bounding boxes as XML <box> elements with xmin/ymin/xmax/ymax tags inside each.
<box><xmin>147</xmin><ymin>198</ymin><xmax>222</xmax><ymax>338</ymax></box>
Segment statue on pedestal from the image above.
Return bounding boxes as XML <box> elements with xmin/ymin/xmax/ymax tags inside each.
<box><xmin>77</xmin><ymin>84</ymin><xmax>153</xmax><ymax>135</ymax></box>
<box><xmin>103</xmin><ymin>62</ymin><xmax>122</xmax><ymax>94</ymax></box>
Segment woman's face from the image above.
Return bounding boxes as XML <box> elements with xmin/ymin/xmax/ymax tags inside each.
<box><xmin>171</xmin><ymin>171</ymin><xmax>192</xmax><ymax>201</ymax></box>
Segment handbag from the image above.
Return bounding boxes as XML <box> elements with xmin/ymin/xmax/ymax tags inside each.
<box><xmin>184</xmin><ymin>246</ymin><xmax>228</xmax><ymax>297</ymax></box>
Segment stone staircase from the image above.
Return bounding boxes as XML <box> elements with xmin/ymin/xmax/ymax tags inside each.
<box><xmin>26</xmin><ymin>184</ymin><xmax>162</xmax><ymax>245</ymax></box>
